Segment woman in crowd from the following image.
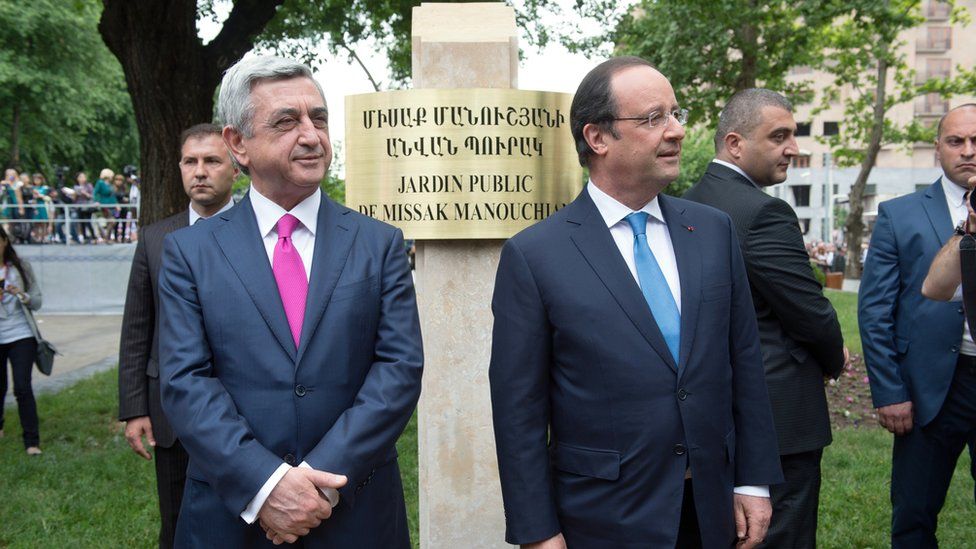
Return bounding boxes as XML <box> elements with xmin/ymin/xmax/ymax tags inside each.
<box><xmin>93</xmin><ymin>168</ymin><xmax>118</xmax><ymax>243</ymax></box>
<box><xmin>72</xmin><ymin>172</ymin><xmax>96</xmax><ymax>243</ymax></box>
<box><xmin>0</xmin><ymin>225</ymin><xmax>44</xmax><ymax>455</ymax></box>
<box><xmin>110</xmin><ymin>173</ymin><xmax>128</xmax><ymax>242</ymax></box>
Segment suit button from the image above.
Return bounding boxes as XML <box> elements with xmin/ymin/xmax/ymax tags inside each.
<box><xmin>295</xmin><ymin>384</ymin><xmax>307</xmax><ymax>397</ymax></box>
<box><xmin>951</xmin><ymin>346</ymin><xmax>959</xmax><ymax>353</ymax></box>
<box><xmin>959</xmin><ymin>307</ymin><xmax>965</xmax><ymax>314</ymax></box>
<box><xmin>284</xmin><ymin>453</ymin><xmax>296</xmax><ymax>466</ymax></box>
<box><xmin>677</xmin><ymin>388</ymin><xmax>688</xmax><ymax>401</ymax></box>
<box><xmin>673</xmin><ymin>444</ymin><xmax>686</xmax><ymax>456</ymax></box>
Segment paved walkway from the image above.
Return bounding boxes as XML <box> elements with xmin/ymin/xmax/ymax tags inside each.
<box><xmin>3</xmin><ymin>314</ymin><xmax>122</xmax><ymax>408</ymax></box>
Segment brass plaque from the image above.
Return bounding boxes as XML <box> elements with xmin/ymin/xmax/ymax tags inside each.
<box><xmin>345</xmin><ymin>89</ymin><xmax>583</xmax><ymax>239</ymax></box>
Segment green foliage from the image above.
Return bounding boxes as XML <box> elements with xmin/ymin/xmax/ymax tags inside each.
<box><xmin>564</xmin><ymin>0</ymin><xmax>833</xmax><ymax>128</ymax></box>
<box><xmin>664</xmin><ymin>126</ymin><xmax>713</xmax><ymax>197</ymax></box>
<box><xmin>810</xmin><ymin>260</ymin><xmax>827</xmax><ymax>287</ymax></box>
<box><xmin>0</xmin><ymin>0</ymin><xmax>138</xmax><ymax>178</ymax></box>
<box><xmin>815</xmin><ymin>0</ymin><xmax>976</xmax><ymax>167</ymax></box>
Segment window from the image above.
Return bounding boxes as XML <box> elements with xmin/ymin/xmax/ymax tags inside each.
<box><xmin>796</xmin><ymin>122</ymin><xmax>812</xmax><ymax>137</ymax></box>
<box><xmin>918</xmin><ymin>58</ymin><xmax>951</xmax><ymax>83</ymax></box>
<box><xmin>918</xmin><ymin>27</ymin><xmax>951</xmax><ymax>50</ymax></box>
<box><xmin>823</xmin><ymin>121</ymin><xmax>840</xmax><ymax>136</ymax></box>
<box><xmin>927</xmin><ymin>1</ymin><xmax>951</xmax><ymax>19</ymax></box>
<box><xmin>792</xmin><ymin>155</ymin><xmax>811</xmax><ymax>168</ymax></box>
<box><xmin>798</xmin><ymin>218</ymin><xmax>811</xmax><ymax>235</ymax></box>
<box><xmin>915</xmin><ymin>93</ymin><xmax>948</xmax><ymax>116</ymax></box>
<box><xmin>792</xmin><ymin>185</ymin><xmax>812</xmax><ymax>207</ymax></box>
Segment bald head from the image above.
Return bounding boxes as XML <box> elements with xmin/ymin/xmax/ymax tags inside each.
<box><xmin>936</xmin><ymin>104</ymin><xmax>976</xmax><ymax>188</ymax></box>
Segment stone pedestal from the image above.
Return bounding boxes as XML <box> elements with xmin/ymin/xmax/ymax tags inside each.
<box><xmin>412</xmin><ymin>3</ymin><xmax>516</xmax><ymax>548</ymax></box>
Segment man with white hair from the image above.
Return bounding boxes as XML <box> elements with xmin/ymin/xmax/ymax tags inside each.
<box><xmin>158</xmin><ymin>55</ymin><xmax>423</xmax><ymax>547</ymax></box>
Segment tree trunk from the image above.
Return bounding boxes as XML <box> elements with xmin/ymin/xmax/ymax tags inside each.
<box><xmin>733</xmin><ymin>20</ymin><xmax>758</xmax><ymax>91</ymax></box>
<box><xmin>98</xmin><ymin>0</ymin><xmax>283</xmax><ymax>226</ymax></box>
<box><xmin>9</xmin><ymin>103</ymin><xmax>21</xmax><ymax>171</ymax></box>
<box><xmin>844</xmin><ymin>46</ymin><xmax>889</xmax><ymax>279</ymax></box>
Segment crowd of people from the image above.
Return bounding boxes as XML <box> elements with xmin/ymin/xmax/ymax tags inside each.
<box><xmin>1</xmin><ymin>167</ymin><xmax>140</xmax><ymax>244</ymax></box>
<box><xmin>805</xmin><ymin>240</ymin><xmax>847</xmax><ymax>274</ymax></box>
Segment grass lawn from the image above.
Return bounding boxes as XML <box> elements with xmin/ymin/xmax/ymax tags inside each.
<box><xmin>1</xmin><ymin>290</ymin><xmax>971</xmax><ymax>547</ymax></box>
<box><xmin>0</xmin><ymin>369</ymin><xmax>420</xmax><ymax>548</ymax></box>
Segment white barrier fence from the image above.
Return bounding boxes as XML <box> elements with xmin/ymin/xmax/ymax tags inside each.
<box><xmin>1</xmin><ymin>203</ymin><xmax>140</xmax><ymax>245</ymax></box>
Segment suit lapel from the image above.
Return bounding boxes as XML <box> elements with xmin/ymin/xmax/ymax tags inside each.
<box><xmin>567</xmin><ymin>191</ymin><xmax>678</xmax><ymax>372</ymax></box>
<box><xmin>922</xmin><ymin>178</ymin><xmax>954</xmax><ymax>247</ymax></box>
<box><xmin>295</xmin><ymin>198</ymin><xmax>358</xmax><ymax>365</ymax></box>
<box><xmin>213</xmin><ymin>196</ymin><xmax>297</xmax><ymax>361</ymax></box>
<box><xmin>660</xmin><ymin>195</ymin><xmax>701</xmax><ymax>377</ymax></box>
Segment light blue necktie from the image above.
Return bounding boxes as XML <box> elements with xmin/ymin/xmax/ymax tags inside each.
<box><xmin>626</xmin><ymin>212</ymin><xmax>680</xmax><ymax>364</ymax></box>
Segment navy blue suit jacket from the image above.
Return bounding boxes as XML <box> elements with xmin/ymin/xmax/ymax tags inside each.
<box><xmin>859</xmin><ymin>179</ymin><xmax>964</xmax><ymax>427</ymax></box>
<box><xmin>158</xmin><ymin>193</ymin><xmax>422</xmax><ymax>547</ymax></box>
<box><xmin>489</xmin><ymin>189</ymin><xmax>783</xmax><ymax>548</ymax></box>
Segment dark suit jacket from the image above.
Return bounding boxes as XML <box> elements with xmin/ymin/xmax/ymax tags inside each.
<box><xmin>118</xmin><ymin>211</ymin><xmax>187</xmax><ymax>447</ymax></box>
<box><xmin>858</xmin><ymin>179</ymin><xmax>963</xmax><ymax>427</ymax></box>
<box><xmin>158</xmin><ymin>193</ymin><xmax>423</xmax><ymax>547</ymax></box>
<box><xmin>684</xmin><ymin>163</ymin><xmax>845</xmax><ymax>455</ymax></box>
<box><xmin>489</xmin><ymin>189</ymin><xmax>783</xmax><ymax>548</ymax></box>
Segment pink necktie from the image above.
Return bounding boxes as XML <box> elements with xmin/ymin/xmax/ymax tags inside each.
<box><xmin>272</xmin><ymin>214</ymin><xmax>307</xmax><ymax>348</ymax></box>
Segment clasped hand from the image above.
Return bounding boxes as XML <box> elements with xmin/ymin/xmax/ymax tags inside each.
<box><xmin>258</xmin><ymin>467</ymin><xmax>347</xmax><ymax>545</ymax></box>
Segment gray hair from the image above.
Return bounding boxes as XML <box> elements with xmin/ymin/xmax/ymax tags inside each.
<box><xmin>216</xmin><ymin>55</ymin><xmax>327</xmax><ymax>139</ymax></box>
<box><xmin>714</xmin><ymin>88</ymin><xmax>793</xmax><ymax>152</ymax></box>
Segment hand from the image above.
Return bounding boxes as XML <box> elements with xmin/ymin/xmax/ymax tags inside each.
<box><xmin>843</xmin><ymin>347</ymin><xmax>851</xmax><ymax>369</ymax></box>
<box><xmin>522</xmin><ymin>532</ymin><xmax>567</xmax><ymax>549</ymax></box>
<box><xmin>257</xmin><ymin>468</ymin><xmax>347</xmax><ymax>544</ymax></box>
<box><xmin>123</xmin><ymin>416</ymin><xmax>155</xmax><ymax>460</ymax></box>
<box><xmin>877</xmin><ymin>401</ymin><xmax>913</xmax><ymax>435</ymax></box>
<box><xmin>733</xmin><ymin>494</ymin><xmax>771</xmax><ymax>548</ymax></box>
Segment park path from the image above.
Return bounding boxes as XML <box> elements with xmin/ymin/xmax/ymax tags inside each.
<box><xmin>2</xmin><ymin>314</ymin><xmax>122</xmax><ymax>407</ymax></box>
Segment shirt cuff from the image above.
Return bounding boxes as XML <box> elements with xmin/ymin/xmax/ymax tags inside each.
<box><xmin>299</xmin><ymin>461</ymin><xmax>340</xmax><ymax>507</ymax></box>
<box><xmin>733</xmin><ymin>485</ymin><xmax>770</xmax><ymax>498</ymax></box>
<box><xmin>240</xmin><ymin>463</ymin><xmax>291</xmax><ymax>524</ymax></box>
<box><xmin>952</xmin><ymin>284</ymin><xmax>963</xmax><ymax>302</ymax></box>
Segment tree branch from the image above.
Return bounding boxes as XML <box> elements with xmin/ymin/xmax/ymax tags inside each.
<box><xmin>204</xmin><ymin>0</ymin><xmax>286</xmax><ymax>74</ymax></box>
<box><xmin>343</xmin><ymin>44</ymin><xmax>381</xmax><ymax>92</ymax></box>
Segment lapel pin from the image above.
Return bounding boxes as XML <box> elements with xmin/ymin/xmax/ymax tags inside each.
<box><xmin>685</xmin><ymin>225</ymin><xmax>695</xmax><ymax>232</ymax></box>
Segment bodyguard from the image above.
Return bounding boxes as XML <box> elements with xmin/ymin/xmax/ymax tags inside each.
<box><xmin>684</xmin><ymin>89</ymin><xmax>847</xmax><ymax>548</ymax></box>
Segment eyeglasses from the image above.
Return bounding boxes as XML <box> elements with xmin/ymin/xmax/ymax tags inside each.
<box><xmin>613</xmin><ymin>108</ymin><xmax>689</xmax><ymax>128</ymax></box>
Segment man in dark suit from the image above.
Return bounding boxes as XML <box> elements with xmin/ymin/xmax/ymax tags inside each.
<box><xmin>860</xmin><ymin>103</ymin><xmax>976</xmax><ymax>548</ymax></box>
<box><xmin>118</xmin><ymin>123</ymin><xmax>237</xmax><ymax>548</ymax></box>
<box><xmin>683</xmin><ymin>89</ymin><xmax>846</xmax><ymax>548</ymax></box>
<box><xmin>157</xmin><ymin>56</ymin><xmax>423</xmax><ymax>547</ymax></box>
<box><xmin>489</xmin><ymin>56</ymin><xmax>782</xmax><ymax>549</ymax></box>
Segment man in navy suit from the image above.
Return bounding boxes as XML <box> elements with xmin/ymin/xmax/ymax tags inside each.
<box><xmin>158</xmin><ymin>55</ymin><xmax>423</xmax><ymax>547</ymax></box>
<box><xmin>489</xmin><ymin>56</ymin><xmax>782</xmax><ymax>549</ymax></box>
<box><xmin>859</xmin><ymin>103</ymin><xmax>976</xmax><ymax>548</ymax></box>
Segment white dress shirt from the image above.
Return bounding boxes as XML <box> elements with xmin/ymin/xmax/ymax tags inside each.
<box><xmin>711</xmin><ymin>159</ymin><xmax>760</xmax><ymax>188</ymax></box>
<box><xmin>240</xmin><ymin>185</ymin><xmax>337</xmax><ymax>523</ymax></box>
<box><xmin>940</xmin><ymin>176</ymin><xmax>976</xmax><ymax>356</ymax></box>
<box><xmin>587</xmin><ymin>181</ymin><xmax>769</xmax><ymax>499</ymax></box>
<box><xmin>187</xmin><ymin>198</ymin><xmax>235</xmax><ymax>226</ymax></box>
